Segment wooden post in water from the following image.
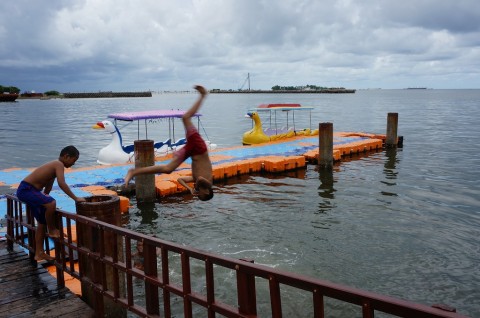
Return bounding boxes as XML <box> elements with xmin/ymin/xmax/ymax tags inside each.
<box><xmin>318</xmin><ymin>122</ymin><xmax>333</xmax><ymax>168</ymax></box>
<box><xmin>386</xmin><ymin>113</ymin><xmax>398</xmax><ymax>148</ymax></box>
<box><xmin>134</xmin><ymin>140</ymin><xmax>156</xmax><ymax>202</ymax></box>
<box><xmin>76</xmin><ymin>195</ymin><xmax>126</xmax><ymax>318</ymax></box>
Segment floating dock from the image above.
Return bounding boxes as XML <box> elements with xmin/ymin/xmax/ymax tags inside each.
<box><xmin>0</xmin><ymin>132</ymin><xmax>386</xmax><ymax>217</ymax></box>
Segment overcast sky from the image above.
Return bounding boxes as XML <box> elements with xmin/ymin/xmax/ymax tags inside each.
<box><xmin>1</xmin><ymin>0</ymin><xmax>479</xmax><ymax>92</ymax></box>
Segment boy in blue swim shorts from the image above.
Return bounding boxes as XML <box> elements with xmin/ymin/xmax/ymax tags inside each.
<box><xmin>16</xmin><ymin>145</ymin><xmax>86</xmax><ymax>261</ymax></box>
<box><xmin>125</xmin><ymin>85</ymin><xmax>213</xmax><ymax>201</ymax></box>
<box><xmin>16</xmin><ymin>182</ymin><xmax>54</xmax><ymax>225</ymax></box>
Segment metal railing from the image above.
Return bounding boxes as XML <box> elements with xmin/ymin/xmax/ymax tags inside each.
<box><xmin>5</xmin><ymin>194</ymin><xmax>468</xmax><ymax>318</ymax></box>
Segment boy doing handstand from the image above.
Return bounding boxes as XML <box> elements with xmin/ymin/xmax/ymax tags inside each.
<box><xmin>124</xmin><ymin>85</ymin><xmax>213</xmax><ymax>201</ymax></box>
<box><xmin>16</xmin><ymin>145</ymin><xmax>86</xmax><ymax>261</ymax></box>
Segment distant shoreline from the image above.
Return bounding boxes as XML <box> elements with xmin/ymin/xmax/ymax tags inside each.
<box><xmin>210</xmin><ymin>89</ymin><xmax>356</xmax><ymax>94</ymax></box>
<box><xmin>63</xmin><ymin>91</ymin><xmax>152</xmax><ymax>98</ymax></box>
<box><xmin>15</xmin><ymin>89</ymin><xmax>360</xmax><ymax>99</ymax></box>
<box><xmin>17</xmin><ymin>91</ymin><xmax>153</xmax><ymax>99</ymax></box>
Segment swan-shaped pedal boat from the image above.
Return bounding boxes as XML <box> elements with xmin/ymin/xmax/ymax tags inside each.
<box><xmin>92</xmin><ymin>120</ymin><xmax>134</xmax><ymax>165</ymax></box>
<box><xmin>92</xmin><ymin>120</ymin><xmax>178</xmax><ymax>165</ymax></box>
<box><xmin>242</xmin><ymin>104</ymin><xmax>319</xmax><ymax>145</ymax></box>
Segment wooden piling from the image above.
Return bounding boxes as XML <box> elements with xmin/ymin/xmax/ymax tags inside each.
<box><xmin>134</xmin><ymin>140</ymin><xmax>156</xmax><ymax>202</ymax></box>
<box><xmin>386</xmin><ymin>113</ymin><xmax>398</xmax><ymax>148</ymax></box>
<box><xmin>76</xmin><ymin>195</ymin><xmax>126</xmax><ymax>317</ymax></box>
<box><xmin>318</xmin><ymin>123</ymin><xmax>333</xmax><ymax>168</ymax></box>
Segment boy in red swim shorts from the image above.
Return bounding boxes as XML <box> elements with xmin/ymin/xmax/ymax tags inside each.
<box><xmin>16</xmin><ymin>145</ymin><xmax>86</xmax><ymax>261</ymax></box>
<box><xmin>124</xmin><ymin>85</ymin><xmax>213</xmax><ymax>201</ymax></box>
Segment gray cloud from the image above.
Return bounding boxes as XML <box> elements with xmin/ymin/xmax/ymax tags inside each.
<box><xmin>1</xmin><ymin>0</ymin><xmax>479</xmax><ymax>92</ymax></box>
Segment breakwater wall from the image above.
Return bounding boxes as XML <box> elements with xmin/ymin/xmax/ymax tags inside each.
<box><xmin>210</xmin><ymin>89</ymin><xmax>355</xmax><ymax>94</ymax></box>
<box><xmin>63</xmin><ymin>91</ymin><xmax>152</xmax><ymax>98</ymax></box>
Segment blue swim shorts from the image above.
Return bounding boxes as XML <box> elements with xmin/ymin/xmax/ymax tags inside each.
<box><xmin>16</xmin><ymin>181</ymin><xmax>55</xmax><ymax>224</ymax></box>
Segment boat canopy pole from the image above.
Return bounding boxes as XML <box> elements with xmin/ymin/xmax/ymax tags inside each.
<box><xmin>292</xmin><ymin>111</ymin><xmax>295</xmax><ymax>131</ymax></box>
<box><xmin>309</xmin><ymin>110</ymin><xmax>312</xmax><ymax>130</ymax></box>
<box><xmin>137</xmin><ymin>121</ymin><xmax>140</xmax><ymax>140</ymax></box>
<box><xmin>274</xmin><ymin>110</ymin><xmax>278</xmax><ymax>134</ymax></box>
<box><xmin>168</xmin><ymin>118</ymin><xmax>172</xmax><ymax>140</ymax></box>
<box><xmin>144</xmin><ymin>119</ymin><xmax>148</xmax><ymax>139</ymax></box>
<box><xmin>199</xmin><ymin>119</ymin><xmax>210</xmax><ymax>141</ymax></box>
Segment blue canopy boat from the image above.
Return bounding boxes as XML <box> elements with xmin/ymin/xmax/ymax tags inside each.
<box><xmin>93</xmin><ymin>109</ymin><xmax>215</xmax><ymax>165</ymax></box>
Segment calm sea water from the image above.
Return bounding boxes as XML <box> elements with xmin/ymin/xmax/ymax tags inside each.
<box><xmin>1</xmin><ymin>90</ymin><xmax>479</xmax><ymax>317</ymax></box>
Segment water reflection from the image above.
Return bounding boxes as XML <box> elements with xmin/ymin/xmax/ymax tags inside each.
<box><xmin>317</xmin><ymin>166</ymin><xmax>335</xmax><ymax>199</ymax></box>
<box><xmin>316</xmin><ymin>165</ymin><xmax>337</xmax><ymax>214</ymax></box>
<box><xmin>381</xmin><ymin>148</ymin><xmax>401</xmax><ymax>196</ymax></box>
<box><xmin>135</xmin><ymin>201</ymin><xmax>159</xmax><ymax>225</ymax></box>
<box><xmin>383</xmin><ymin>148</ymin><xmax>400</xmax><ymax>179</ymax></box>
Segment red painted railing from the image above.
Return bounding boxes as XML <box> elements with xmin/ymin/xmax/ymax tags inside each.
<box><xmin>5</xmin><ymin>194</ymin><xmax>468</xmax><ymax>317</ymax></box>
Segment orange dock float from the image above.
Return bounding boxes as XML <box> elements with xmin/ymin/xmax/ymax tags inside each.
<box><xmin>147</xmin><ymin>132</ymin><xmax>386</xmax><ymax>197</ymax></box>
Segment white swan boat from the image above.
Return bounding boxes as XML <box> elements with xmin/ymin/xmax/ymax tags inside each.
<box><xmin>93</xmin><ymin>109</ymin><xmax>217</xmax><ymax>165</ymax></box>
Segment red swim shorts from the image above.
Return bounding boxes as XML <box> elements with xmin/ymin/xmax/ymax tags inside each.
<box><xmin>174</xmin><ymin>126</ymin><xmax>208</xmax><ymax>162</ymax></box>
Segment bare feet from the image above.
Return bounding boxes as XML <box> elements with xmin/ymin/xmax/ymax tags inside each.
<box><xmin>47</xmin><ymin>228</ymin><xmax>60</xmax><ymax>238</ymax></box>
<box><xmin>194</xmin><ymin>85</ymin><xmax>207</xmax><ymax>97</ymax></box>
<box><xmin>35</xmin><ymin>251</ymin><xmax>55</xmax><ymax>261</ymax></box>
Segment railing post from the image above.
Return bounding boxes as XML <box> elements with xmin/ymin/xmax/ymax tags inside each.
<box><xmin>362</xmin><ymin>301</ymin><xmax>374</xmax><ymax>318</ymax></box>
<box><xmin>237</xmin><ymin>258</ymin><xmax>257</xmax><ymax>315</ymax></box>
<box><xmin>55</xmin><ymin>218</ymin><xmax>65</xmax><ymax>289</ymax></box>
<box><xmin>134</xmin><ymin>139</ymin><xmax>157</xmax><ymax>203</ymax></box>
<box><xmin>318</xmin><ymin>122</ymin><xmax>333</xmax><ymax>169</ymax></box>
<box><xmin>25</xmin><ymin>205</ymin><xmax>36</xmax><ymax>263</ymax></box>
<box><xmin>6</xmin><ymin>197</ymin><xmax>14</xmax><ymax>251</ymax></box>
<box><xmin>161</xmin><ymin>248</ymin><xmax>172</xmax><ymax>317</ymax></box>
<box><xmin>386</xmin><ymin>113</ymin><xmax>398</xmax><ymax>148</ymax></box>
<box><xmin>313</xmin><ymin>288</ymin><xmax>325</xmax><ymax>318</ymax></box>
<box><xmin>76</xmin><ymin>195</ymin><xmax>126</xmax><ymax>317</ymax></box>
<box><xmin>269</xmin><ymin>275</ymin><xmax>282</xmax><ymax>317</ymax></box>
<box><xmin>181</xmin><ymin>251</ymin><xmax>193</xmax><ymax>318</ymax></box>
<box><xmin>143</xmin><ymin>241</ymin><xmax>160</xmax><ymax>315</ymax></box>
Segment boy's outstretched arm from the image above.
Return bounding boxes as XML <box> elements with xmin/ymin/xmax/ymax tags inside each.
<box><xmin>54</xmin><ymin>161</ymin><xmax>85</xmax><ymax>202</ymax></box>
<box><xmin>178</xmin><ymin>176</ymin><xmax>195</xmax><ymax>194</ymax></box>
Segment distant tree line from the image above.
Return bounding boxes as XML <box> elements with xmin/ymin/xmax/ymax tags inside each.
<box><xmin>0</xmin><ymin>85</ymin><xmax>20</xmax><ymax>93</ymax></box>
<box><xmin>44</xmin><ymin>90</ymin><xmax>60</xmax><ymax>96</ymax></box>
<box><xmin>272</xmin><ymin>85</ymin><xmax>346</xmax><ymax>91</ymax></box>
<box><xmin>210</xmin><ymin>85</ymin><xmax>352</xmax><ymax>93</ymax></box>
<box><xmin>0</xmin><ymin>85</ymin><xmax>62</xmax><ymax>96</ymax></box>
